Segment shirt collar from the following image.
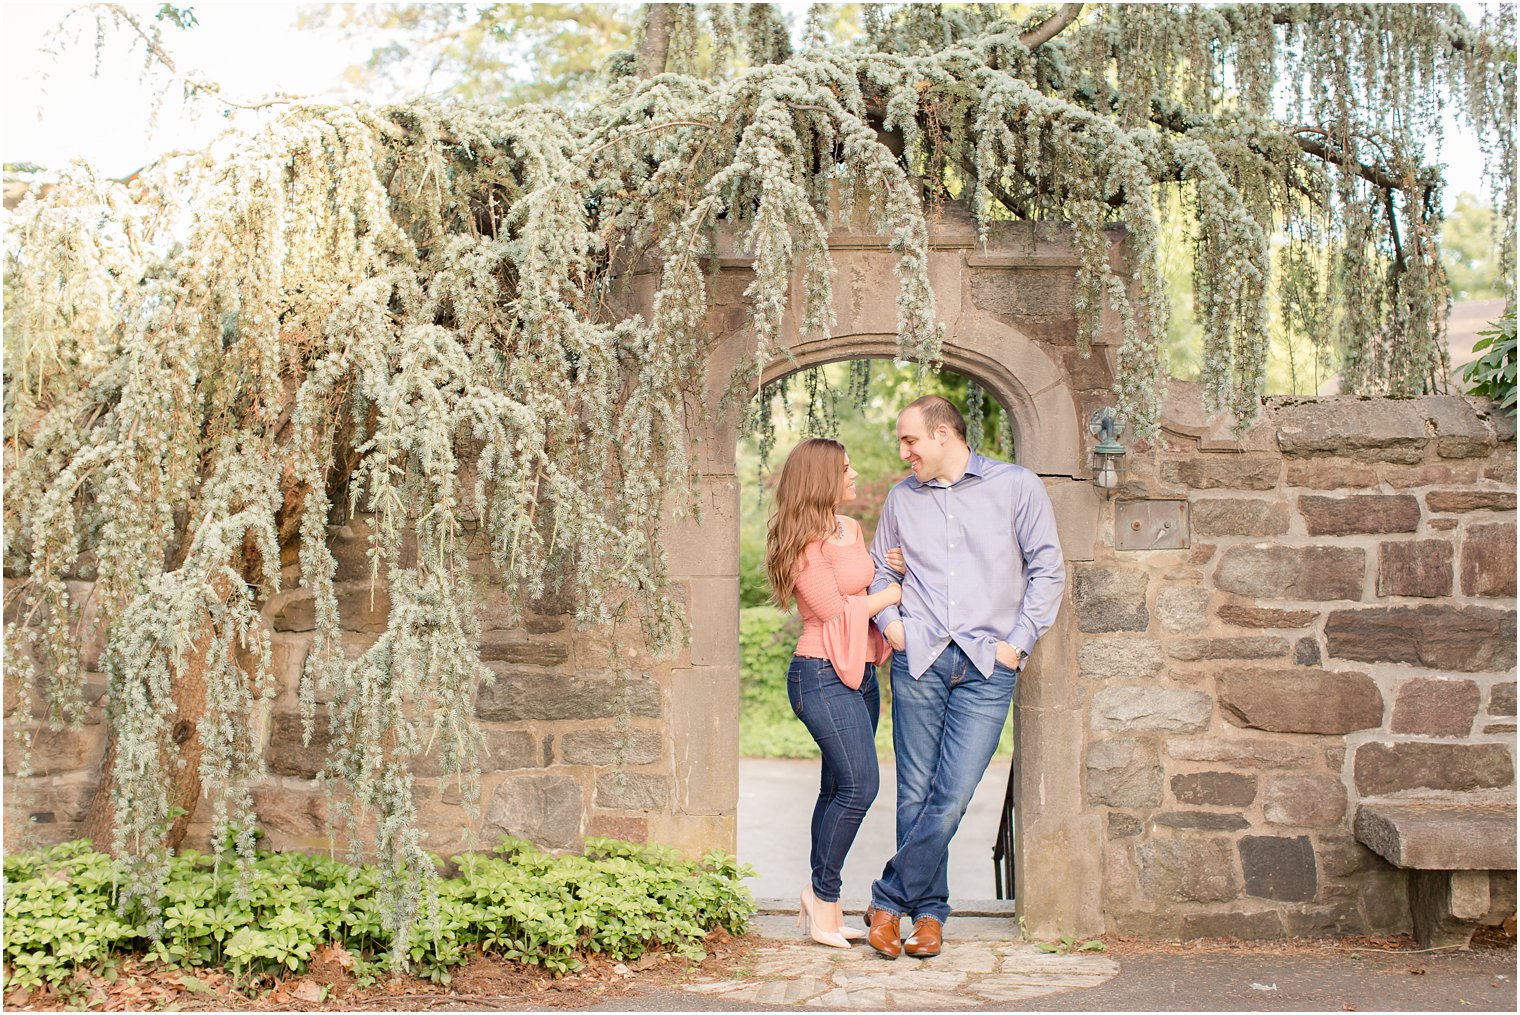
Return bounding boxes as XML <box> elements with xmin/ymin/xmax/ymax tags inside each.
<box><xmin>908</xmin><ymin>450</ymin><xmax>987</xmax><ymax>489</ymax></box>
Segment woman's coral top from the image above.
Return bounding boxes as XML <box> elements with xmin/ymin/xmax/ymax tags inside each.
<box><xmin>792</xmin><ymin>517</ymin><xmax>893</xmax><ymax>690</ymax></box>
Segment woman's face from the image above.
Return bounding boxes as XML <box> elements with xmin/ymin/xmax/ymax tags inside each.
<box><xmin>837</xmin><ymin>455</ymin><xmax>859</xmax><ymax>506</ymax></box>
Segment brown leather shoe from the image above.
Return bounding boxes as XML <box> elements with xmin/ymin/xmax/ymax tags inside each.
<box><xmin>867</xmin><ymin>907</ymin><xmax>902</xmax><ymax>959</ymax></box>
<box><xmin>903</xmin><ymin>916</ymin><xmax>943</xmax><ymax>958</ymax></box>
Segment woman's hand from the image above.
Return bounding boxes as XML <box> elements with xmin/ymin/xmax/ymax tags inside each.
<box><xmin>884</xmin><ymin>546</ymin><xmax>906</xmax><ymax>574</ymax></box>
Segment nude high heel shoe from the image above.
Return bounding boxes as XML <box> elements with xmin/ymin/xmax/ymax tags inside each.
<box><xmin>798</xmin><ymin>887</ymin><xmax>850</xmax><ymax>949</ymax></box>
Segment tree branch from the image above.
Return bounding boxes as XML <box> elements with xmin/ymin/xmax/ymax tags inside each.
<box><xmin>1019</xmin><ymin>3</ymin><xmax>1085</xmax><ymax>50</ymax></box>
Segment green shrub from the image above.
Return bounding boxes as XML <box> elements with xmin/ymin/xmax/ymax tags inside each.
<box><xmin>1465</xmin><ymin>307</ymin><xmax>1517</xmax><ymax>416</ymax></box>
<box><xmin>2</xmin><ymin>837</ymin><xmax>754</xmax><ymax>989</ymax></box>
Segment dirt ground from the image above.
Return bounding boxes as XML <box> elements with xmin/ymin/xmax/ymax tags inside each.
<box><xmin>4</xmin><ymin>925</ymin><xmax>1514</xmax><ymax>1012</ymax></box>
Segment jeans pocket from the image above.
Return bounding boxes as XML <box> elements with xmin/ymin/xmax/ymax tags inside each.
<box><xmin>786</xmin><ymin>670</ymin><xmax>805</xmax><ymax>718</ymax></box>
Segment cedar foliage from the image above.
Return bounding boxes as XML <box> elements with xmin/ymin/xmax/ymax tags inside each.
<box><xmin>4</xmin><ymin>2</ymin><xmax>1514</xmax><ymax>962</ymax></box>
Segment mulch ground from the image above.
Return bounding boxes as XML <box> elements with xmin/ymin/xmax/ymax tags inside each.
<box><xmin>5</xmin><ymin>923</ymin><xmax>1512</xmax><ymax>1011</ymax></box>
<box><xmin>3</xmin><ymin>929</ymin><xmax>759</xmax><ymax>1012</ymax></box>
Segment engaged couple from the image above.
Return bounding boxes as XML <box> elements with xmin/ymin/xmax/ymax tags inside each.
<box><xmin>763</xmin><ymin>395</ymin><xmax>1067</xmax><ymax>960</ymax></box>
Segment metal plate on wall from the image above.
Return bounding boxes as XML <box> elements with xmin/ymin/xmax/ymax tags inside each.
<box><xmin>1115</xmin><ymin>500</ymin><xmax>1190</xmax><ymax>551</ymax></box>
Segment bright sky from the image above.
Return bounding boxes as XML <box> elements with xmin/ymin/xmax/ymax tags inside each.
<box><xmin>0</xmin><ymin>1</ymin><xmax>1498</xmax><ymax>210</ymax></box>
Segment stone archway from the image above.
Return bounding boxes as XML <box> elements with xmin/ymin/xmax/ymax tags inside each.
<box><xmin>661</xmin><ymin>224</ymin><xmax>1110</xmax><ymax>936</ymax></box>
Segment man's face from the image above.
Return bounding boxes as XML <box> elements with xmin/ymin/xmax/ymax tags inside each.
<box><xmin>897</xmin><ymin>407</ymin><xmax>945</xmax><ymax>482</ymax></box>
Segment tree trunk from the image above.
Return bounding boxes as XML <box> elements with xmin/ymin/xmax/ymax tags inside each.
<box><xmin>636</xmin><ymin>5</ymin><xmax>673</xmax><ymax>79</ymax></box>
<box><xmin>77</xmin><ymin>575</ymin><xmax>237</xmax><ymax>854</ymax></box>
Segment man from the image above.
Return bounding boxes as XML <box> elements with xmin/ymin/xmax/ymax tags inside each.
<box><xmin>865</xmin><ymin>394</ymin><xmax>1066</xmax><ymax>959</ymax></box>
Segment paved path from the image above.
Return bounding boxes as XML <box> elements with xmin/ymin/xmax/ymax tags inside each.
<box><xmin>678</xmin><ymin>916</ymin><xmax>1116</xmax><ymax>1009</ymax></box>
<box><xmin>737</xmin><ymin>757</ymin><xmax>1010</xmax><ymax>906</ymax></box>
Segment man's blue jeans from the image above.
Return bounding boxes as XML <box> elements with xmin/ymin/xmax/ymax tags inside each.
<box><xmin>787</xmin><ymin>656</ymin><xmax>881</xmax><ymax>903</ymax></box>
<box><xmin>871</xmin><ymin>642</ymin><xmax>1016</xmax><ymax>924</ymax></box>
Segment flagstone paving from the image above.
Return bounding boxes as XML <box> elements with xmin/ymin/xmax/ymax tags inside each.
<box><xmin>679</xmin><ymin>919</ymin><xmax>1119</xmax><ymax>1009</ymax></box>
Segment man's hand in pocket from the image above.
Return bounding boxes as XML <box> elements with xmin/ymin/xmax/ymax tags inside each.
<box><xmin>995</xmin><ymin>641</ymin><xmax>1025</xmax><ymax>670</ymax></box>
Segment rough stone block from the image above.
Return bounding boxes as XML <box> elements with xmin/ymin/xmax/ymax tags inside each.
<box><xmin>1273</xmin><ymin>398</ymin><xmax>1430</xmax><ymax>463</ymax></box>
<box><xmin>1353</xmin><ymin>802</ymin><xmax>1517</xmax><ymax>870</ymax></box>
<box><xmin>593</xmin><ymin>772</ymin><xmax>669</xmax><ymax>810</ymax></box>
<box><xmin>1085</xmin><ymin>738</ymin><xmax>1162</xmax><ymax>808</ymax></box>
<box><xmin>1107</xmin><ymin>813</ymin><xmax>1143</xmax><ymax>838</ymax></box>
<box><xmin>1491</xmin><ymin>682</ymin><xmax>1517</xmax><ymax>716</ymax></box>
<box><xmin>1389</xmin><ymin>678</ymin><xmax>1481</xmax><ymax>738</ymax></box>
<box><xmin>1461</xmin><ymin>522</ymin><xmax>1517</xmax><ymax>598</ymax></box>
<box><xmin>1381</xmin><ymin>461</ymin><xmax>1483</xmax><ymax>488</ymax></box>
<box><xmin>1216</xmin><ymin>604</ymin><xmax>1319</xmax><ymax>629</ymax></box>
<box><xmin>1285</xmin><ymin>459</ymin><xmax>1379</xmax><ymax>489</ymax></box>
<box><xmin>1422</xmin><ymin>396</ymin><xmax>1498</xmax><ymax>459</ymax></box>
<box><xmin>1262</xmin><ymin>775</ymin><xmax>1346</xmax><ymax>827</ymax></box>
<box><xmin>1325</xmin><ymin>605</ymin><xmax>1516</xmax><ymax>672</ymax></box>
<box><xmin>1299</xmin><ymin>495</ymin><xmax>1421</xmax><ymax>536</ymax></box>
<box><xmin>560</xmin><ymin>728</ymin><xmax>662</xmax><ymax>766</ymax></box>
<box><xmin>483</xmin><ymin>774</ymin><xmax>585</xmax><ymax>850</ymax></box>
<box><xmin>1219</xmin><ymin>667</ymin><xmax>1383</xmax><ymax>735</ymax></box>
<box><xmin>1181</xmin><ymin>911</ymin><xmax>1286</xmax><ymax>940</ymax></box>
<box><xmin>1090</xmin><ymin>685</ymin><xmax>1212</xmax><ymax>733</ymax></box>
<box><xmin>266</xmin><ymin>711</ymin><xmax>331</xmax><ymax>780</ymax></box>
<box><xmin>477</xmin><ymin>668</ymin><xmax>662</xmax><ymax>721</ymax></box>
<box><xmin>1353</xmin><ymin>742</ymin><xmax>1514</xmax><ymax>797</ymax></box>
<box><xmin>1377</xmin><ymin>540</ymin><xmax>1454</xmax><ymax>598</ymax></box>
<box><xmin>1409</xmin><ymin>870</ymin><xmax>1487</xmax><ymax>948</ymax></box>
<box><xmin>1215</xmin><ymin>546</ymin><xmax>1365</xmax><ymax>601</ymax></box>
<box><xmin>1153</xmin><ymin>811</ymin><xmax>1250</xmax><ymax>831</ymax></box>
<box><xmin>1072</xmin><ymin>565</ymin><xmax>1150</xmax><ymax>633</ymax></box>
<box><xmin>478</xmin><ymin>636</ymin><xmax>570</xmax><ymax>667</ymax></box>
<box><xmin>1171</xmin><ymin>772</ymin><xmax>1257</xmax><ymax>807</ymax></box>
<box><xmin>1168</xmin><ymin>636</ymin><xmax>1290</xmax><ymax>661</ymax></box>
<box><xmin>1160</xmin><ymin>456</ymin><xmax>1280</xmax><ymax>491</ymax></box>
<box><xmin>1293</xmin><ymin>637</ymin><xmax>1321</xmax><ymax>666</ymax></box>
<box><xmin>481</xmin><ymin>730</ymin><xmax>540</xmax><ymax>771</ymax></box>
<box><xmin>3</xmin><ymin>727</ymin><xmax>99</xmax><ymax>777</ymax></box>
<box><xmin>1240</xmin><ymin>835</ymin><xmax>1318</xmax><ymax>902</ymax></box>
<box><xmin>588</xmin><ymin>814</ymin><xmax>648</xmax><ymax>843</ymax></box>
<box><xmin>1155</xmin><ymin>587</ymin><xmax>1210</xmax><ymax>634</ymax></box>
<box><xmin>1077</xmin><ymin>637</ymin><xmax>1165</xmax><ymax>679</ymax></box>
<box><xmin>1192</xmin><ymin>498</ymin><xmax>1290</xmax><ymax>537</ymax></box>
<box><xmin>1426</xmin><ymin>490</ymin><xmax>1517</xmax><ymax>513</ymax></box>
<box><xmin>1165</xmin><ymin>736</ymin><xmax>1317</xmax><ymax>768</ymax></box>
<box><xmin>272</xmin><ymin>594</ymin><xmax>317</xmax><ymax>633</ymax></box>
<box><xmin>1135</xmin><ymin>838</ymin><xmax>1240</xmax><ymax>903</ymax></box>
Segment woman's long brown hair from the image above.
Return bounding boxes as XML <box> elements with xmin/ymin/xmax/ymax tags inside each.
<box><xmin>765</xmin><ymin>438</ymin><xmax>846</xmax><ymax>609</ymax></box>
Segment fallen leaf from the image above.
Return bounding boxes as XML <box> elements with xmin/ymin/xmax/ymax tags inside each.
<box><xmin>1409</xmin><ymin>968</ymin><xmax>1426</xmax><ymax>975</ymax></box>
<box><xmin>292</xmin><ymin>980</ymin><xmax>325</xmax><ymax>1003</ymax></box>
<box><xmin>5</xmin><ymin>987</ymin><xmax>30</xmax><ymax>1007</ymax></box>
<box><xmin>177</xmin><ymin>975</ymin><xmax>218</xmax><ymax>996</ymax></box>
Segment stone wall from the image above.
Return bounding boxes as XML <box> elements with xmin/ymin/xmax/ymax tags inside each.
<box><xmin>6</xmin><ymin>206</ymin><xmax>1515</xmax><ymax>942</ymax></box>
<box><xmin>1080</xmin><ymin>391</ymin><xmax>1516</xmax><ymax>937</ymax></box>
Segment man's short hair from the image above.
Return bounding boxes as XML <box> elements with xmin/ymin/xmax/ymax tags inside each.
<box><xmin>905</xmin><ymin>395</ymin><xmax>967</xmax><ymax>442</ymax></box>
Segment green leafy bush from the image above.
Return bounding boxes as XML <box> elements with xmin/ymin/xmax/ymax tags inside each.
<box><xmin>1464</xmin><ymin>307</ymin><xmax>1517</xmax><ymax>415</ymax></box>
<box><xmin>2</xmin><ymin>837</ymin><xmax>754</xmax><ymax>989</ymax></box>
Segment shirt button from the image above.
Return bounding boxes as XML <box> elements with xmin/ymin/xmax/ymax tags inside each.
<box><xmin>949</xmin><ymin>543</ymin><xmax>955</xmax><ymax>549</ymax></box>
<box><xmin>951</xmin><ymin>601</ymin><xmax>957</xmax><ymax>606</ymax></box>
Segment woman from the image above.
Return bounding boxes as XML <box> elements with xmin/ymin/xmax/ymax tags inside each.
<box><xmin>764</xmin><ymin>437</ymin><xmax>900</xmax><ymax>948</ymax></box>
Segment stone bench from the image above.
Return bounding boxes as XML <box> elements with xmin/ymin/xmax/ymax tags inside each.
<box><xmin>1353</xmin><ymin>802</ymin><xmax>1517</xmax><ymax>948</ymax></box>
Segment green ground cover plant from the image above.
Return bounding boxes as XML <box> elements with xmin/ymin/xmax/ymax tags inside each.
<box><xmin>2</xmin><ymin>837</ymin><xmax>753</xmax><ymax>990</ymax></box>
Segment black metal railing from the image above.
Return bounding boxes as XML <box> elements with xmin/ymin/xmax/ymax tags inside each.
<box><xmin>992</xmin><ymin>761</ymin><xmax>1016</xmax><ymax>900</ymax></box>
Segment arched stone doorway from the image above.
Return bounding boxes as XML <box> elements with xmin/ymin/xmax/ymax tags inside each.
<box><xmin>664</xmin><ymin>221</ymin><xmax>1111</xmax><ymax>936</ymax></box>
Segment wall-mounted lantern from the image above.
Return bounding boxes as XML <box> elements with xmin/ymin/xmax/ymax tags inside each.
<box><xmin>1088</xmin><ymin>407</ymin><xmax>1127</xmax><ymax>495</ymax></box>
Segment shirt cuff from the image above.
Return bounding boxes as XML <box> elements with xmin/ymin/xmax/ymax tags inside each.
<box><xmin>875</xmin><ymin>604</ymin><xmax>903</xmax><ymax>633</ymax></box>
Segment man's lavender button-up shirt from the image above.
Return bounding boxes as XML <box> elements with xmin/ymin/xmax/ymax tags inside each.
<box><xmin>869</xmin><ymin>452</ymin><xmax>1066</xmax><ymax>680</ymax></box>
